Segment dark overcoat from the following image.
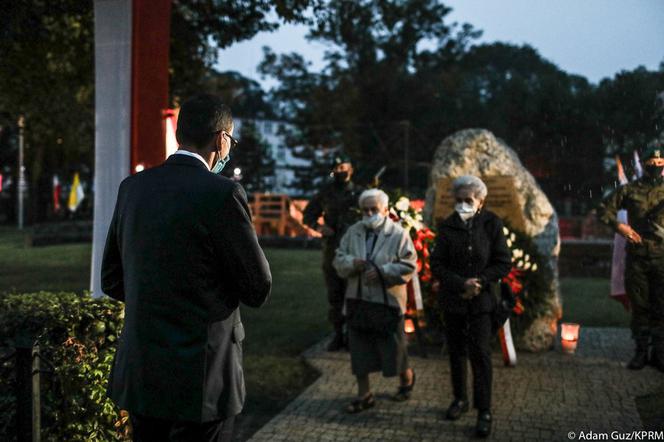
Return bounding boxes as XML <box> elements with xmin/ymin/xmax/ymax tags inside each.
<box><xmin>101</xmin><ymin>154</ymin><xmax>271</xmax><ymax>422</ymax></box>
<box><xmin>430</xmin><ymin>209</ymin><xmax>511</xmax><ymax>315</ymax></box>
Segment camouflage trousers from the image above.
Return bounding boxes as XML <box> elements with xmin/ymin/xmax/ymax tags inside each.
<box><xmin>625</xmin><ymin>253</ymin><xmax>664</xmax><ymax>344</ymax></box>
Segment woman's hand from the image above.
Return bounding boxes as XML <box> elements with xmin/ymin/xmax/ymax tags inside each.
<box><xmin>365</xmin><ymin>268</ymin><xmax>380</xmax><ymax>283</ymax></box>
<box><xmin>353</xmin><ymin>259</ymin><xmax>367</xmax><ymax>271</ymax></box>
<box><xmin>462</xmin><ymin>278</ymin><xmax>482</xmax><ymax>299</ymax></box>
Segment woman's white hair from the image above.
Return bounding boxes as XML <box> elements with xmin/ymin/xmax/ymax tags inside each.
<box><xmin>452</xmin><ymin>175</ymin><xmax>488</xmax><ymax>200</ymax></box>
<box><xmin>358</xmin><ymin>188</ymin><xmax>389</xmax><ymax>208</ymax></box>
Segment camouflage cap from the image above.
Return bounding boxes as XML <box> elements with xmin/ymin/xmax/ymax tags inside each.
<box><xmin>643</xmin><ymin>143</ymin><xmax>663</xmax><ymax>160</ymax></box>
<box><xmin>331</xmin><ymin>153</ymin><xmax>352</xmax><ymax>168</ymax></box>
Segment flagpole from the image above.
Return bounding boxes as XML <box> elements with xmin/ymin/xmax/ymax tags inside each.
<box><xmin>17</xmin><ymin>115</ymin><xmax>25</xmax><ymax>230</ymax></box>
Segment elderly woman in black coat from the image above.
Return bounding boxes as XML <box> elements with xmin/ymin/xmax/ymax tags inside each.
<box><xmin>430</xmin><ymin>175</ymin><xmax>511</xmax><ymax>438</ymax></box>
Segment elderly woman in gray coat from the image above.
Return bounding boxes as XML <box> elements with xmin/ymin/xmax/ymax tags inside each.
<box><xmin>333</xmin><ymin>189</ymin><xmax>417</xmax><ymax>413</ymax></box>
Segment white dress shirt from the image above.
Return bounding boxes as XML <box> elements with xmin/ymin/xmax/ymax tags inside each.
<box><xmin>172</xmin><ymin>149</ymin><xmax>210</xmax><ymax>170</ymax></box>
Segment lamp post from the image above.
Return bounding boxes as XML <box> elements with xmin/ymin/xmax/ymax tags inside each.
<box><xmin>17</xmin><ymin>115</ymin><xmax>25</xmax><ymax>230</ymax></box>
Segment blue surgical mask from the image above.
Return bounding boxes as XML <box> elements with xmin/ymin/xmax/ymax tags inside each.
<box><xmin>362</xmin><ymin>213</ymin><xmax>385</xmax><ymax>230</ymax></box>
<box><xmin>211</xmin><ymin>152</ymin><xmax>230</xmax><ymax>174</ymax></box>
<box><xmin>455</xmin><ymin>202</ymin><xmax>477</xmax><ymax>221</ymax></box>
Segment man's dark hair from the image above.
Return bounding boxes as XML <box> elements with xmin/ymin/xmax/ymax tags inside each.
<box><xmin>176</xmin><ymin>94</ymin><xmax>233</xmax><ymax>150</ymax></box>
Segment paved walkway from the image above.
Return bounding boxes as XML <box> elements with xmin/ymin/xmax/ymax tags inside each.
<box><xmin>250</xmin><ymin>328</ymin><xmax>663</xmax><ymax>441</ymax></box>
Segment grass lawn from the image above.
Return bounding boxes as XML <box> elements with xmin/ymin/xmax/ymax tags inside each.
<box><xmin>0</xmin><ymin>226</ymin><xmax>328</xmax><ymax>440</ymax></box>
<box><xmin>559</xmin><ymin>277</ymin><xmax>630</xmax><ymax>327</ymax></box>
<box><xmin>0</xmin><ymin>226</ymin><xmax>659</xmax><ymax>435</ymax></box>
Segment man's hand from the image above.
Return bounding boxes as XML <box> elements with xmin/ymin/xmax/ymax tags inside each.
<box><xmin>462</xmin><ymin>278</ymin><xmax>482</xmax><ymax>299</ymax></box>
<box><xmin>365</xmin><ymin>267</ymin><xmax>380</xmax><ymax>283</ymax></box>
<box><xmin>353</xmin><ymin>259</ymin><xmax>366</xmax><ymax>272</ymax></box>
<box><xmin>318</xmin><ymin>225</ymin><xmax>335</xmax><ymax>237</ymax></box>
<box><xmin>617</xmin><ymin>223</ymin><xmax>642</xmax><ymax>244</ymax></box>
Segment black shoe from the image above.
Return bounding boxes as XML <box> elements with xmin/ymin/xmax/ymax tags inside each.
<box><xmin>475</xmin><ymin>410</ymin><xmax>492</xmax><ymax>438</ymax></box>
<box><xmin>651</xmin><ymin>355</ymin><xmax>664</xmax><ymax>373</ymax></box>
<box><xmin>627</xmin><ymin>350</ymin><xmax>649</xmax><ymax>370</ymax></box>
<box><xmin>392</xmin><ymin>370</ymin><xmax>416</xmax><ymax>402</ymax></box>
<box><xmin>327</xmin><ymin>333</ymin><xmax>346</xmax><ymax>352</ymax></box>
<box><xmin>445</xmin><ymin>399</ymin><xmax>469</xmax><ymax>421</ymax></box>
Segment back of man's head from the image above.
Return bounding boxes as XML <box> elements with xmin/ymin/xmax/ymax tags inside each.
<box><xmin>176</xmin><ymin>94</ymin><xmax>233</xmax><ymax>150</ymax></box>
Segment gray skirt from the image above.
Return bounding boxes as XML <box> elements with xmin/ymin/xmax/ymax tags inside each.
<box><xmin>348</xmin><ymin>318</ymin><xmax>409</xmax><ymax>377</ymax></box>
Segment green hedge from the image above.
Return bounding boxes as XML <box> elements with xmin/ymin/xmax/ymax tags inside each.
<box><xmin>0</xmin><ymin>292</ymin><xmax>129</xmax><ymax>441</ymax></box>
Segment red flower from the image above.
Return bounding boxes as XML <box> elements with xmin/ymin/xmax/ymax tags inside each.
<box><xmin>513</xmin><ymin>298</ymin><xmax>524</xmax><ymax>315</ymax></box>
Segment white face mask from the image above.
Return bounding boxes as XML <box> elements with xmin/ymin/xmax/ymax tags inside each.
<box><xmin>455</xmin><ymin>202</ymin><xmax>478</xmax><ymax>221</ymax></box>
<box><xmin>362</xmin><ymin>213</ymin><xmax>385</xmax><ymax>229</ymax></box>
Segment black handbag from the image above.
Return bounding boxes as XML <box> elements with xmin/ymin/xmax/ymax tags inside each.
<box><xmin>346</xmin><ymin>260</ymin><xmax>403</xmax><ymax>335</ymax></box>
<box><xmin>491</xmin><ymin>281</ymin><xmax>516</xmax><ymax>333</ymax></box>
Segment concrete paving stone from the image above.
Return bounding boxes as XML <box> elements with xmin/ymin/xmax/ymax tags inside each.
<box><xmin>248</xmin><ymin>327</ymin><xmax>663</xmax><ymax>441</ymax></box>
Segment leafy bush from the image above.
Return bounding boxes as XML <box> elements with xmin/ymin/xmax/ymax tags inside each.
<box><xmin>0</xmin><ymin>292</ymin><xmax>129</xmax><ymax>441</ymax></box>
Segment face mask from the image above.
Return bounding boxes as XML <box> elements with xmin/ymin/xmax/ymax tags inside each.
<box><xmin>333</xmin><ymin>171</ymin><xmax>349</xmax><ymax>184</ymax></box>
<box><xmin>362</xmin><ymin>213</ymin><xmax>384</xmax><ymax>230</ymax></box>
<box><xmin>455</xmin><ymin>202</ymin><xmax>478</xmax><ymax>221</ymax></box>
<box><xmin>211</xmin><ymin>152</ymin><xmax>230</xmax><ymax>174</ymax></box>
<box><xmin>644</xmin><ymin>164</ymin><xmax>664</xmax><ymax>178</ymax></box>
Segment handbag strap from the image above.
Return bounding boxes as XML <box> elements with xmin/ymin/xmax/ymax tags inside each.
<box><xmin>367</xmin><ymin>260</ymin><xmax>390</xmax><ymax>307</ymax></box>
<box><xmin>355</xmin><ymin>259</ymin><xmax>390</xmax><ymax>307</ymax></box>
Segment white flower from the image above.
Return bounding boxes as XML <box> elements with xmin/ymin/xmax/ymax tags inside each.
<box><xmin>524</xmin><ymin>262</ymin><xmax>532</xmax><ymax>270</ymax></box>
<box><xmin>531</xmin><ymin>263</ymin><xmax>538</xmax><ymax>272</ymax></box>
<box><xmin>517</xmin><ymin>260</ymin><xmax>524</xmax><ymax>268</ymax></box>
<box><xmin>395</xmin><ymin>197</ymin><xmax>410</xmax><ymax>212</ymax></box>
<box><xmin>524</xmin><ymin>254</ymin><xmax>530</xmax><ymax>262</ymax></box>
<box><xmin>503</xmin><ymin>227</ymin><xmax>510</xmax><ymax>236</ymax></box>
<box><xmin>506</xmin><ymin>239</ymin><xmax>513</xmax><ymax>247</ymax></box>
<box><xmin>415</xmin><ymin>213</ymin><xmax>423</xmax><ymax>221</ymax></box>
<box><xmin>510</xmin><ymin>233</ymin><xmax>516</xmax><ymax>242</ymax></box>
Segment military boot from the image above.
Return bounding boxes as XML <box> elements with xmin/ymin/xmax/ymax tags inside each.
<box><xmin>651</xmin><ymin>333</ymin><xmax>664</xmax><ymax>373</ymax></box>
<box><xmin>627</xmin><ymin>336</ymin><xmax>650</xmax><ymax>370</ymax></box>
<box><xmin>327</xmin><ymin>325</ymin><xmax>347</xmax><ymax>352</ymax></box>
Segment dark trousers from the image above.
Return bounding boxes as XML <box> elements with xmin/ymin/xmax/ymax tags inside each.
<box><xmin>625</xmin><ymin>253</ymin><xmax>664</xmax><ymax>363</ymax></box>
<box><xmin>130</xmin><ymin>413</ymin><xmax>235</xmax><ymax>442</ymax></box>
<box><xmin>625</xmin><ymin>254</ymin><xmax>664</xmax><ymax>338</ymax></box>
<box><xmin>322</xmin><ymin>245</ymin><xmax>347</xmax><ymax>333</ymax></box>
<box><xmin>444</xmin><ymin>312</ymin><xmax>493</xmax><ymax>411</ymax></box>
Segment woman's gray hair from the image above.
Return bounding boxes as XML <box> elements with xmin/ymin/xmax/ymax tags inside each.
<box><xmin>358</xmin><ymin>188</ymin><xmax>389</xmax><ymax>208</ymax></box>
<box><xmin>452</xmin><ymin>175</ymin><xmax>488</xmax><ymax>199</ymax></box>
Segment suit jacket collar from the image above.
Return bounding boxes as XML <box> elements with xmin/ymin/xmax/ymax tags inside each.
<box><xmin>165</xmin><ymin>153</ymin><xmax>211</xmax><ymax>171</ymax></box>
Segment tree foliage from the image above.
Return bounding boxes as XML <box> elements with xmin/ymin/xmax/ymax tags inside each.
<box><xmin>259</xmin><ymin>1</ymin><xmax>664</xmax><ymax>207</ymax></box>
<box><xmin>0</xmin><ymin>1</ymin><xmax>312</xmax><ymax>223</ymax></box>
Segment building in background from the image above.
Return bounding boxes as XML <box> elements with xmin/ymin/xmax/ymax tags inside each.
<box><xmin>233</xmin><ymin>117</ymin><xmax>320</xmax><ymax>196</ymax></box>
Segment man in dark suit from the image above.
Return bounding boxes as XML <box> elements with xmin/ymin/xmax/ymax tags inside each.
<box><xmin>101</xmin><ymin>94</ymin><xmax>271</xmax><ymax>442</ymax></box>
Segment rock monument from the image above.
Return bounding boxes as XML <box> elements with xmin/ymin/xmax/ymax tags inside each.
<box><xmin>424</xmin><ymin>129</ymin><xmax>561</xmax><ymax>352</ymax></box>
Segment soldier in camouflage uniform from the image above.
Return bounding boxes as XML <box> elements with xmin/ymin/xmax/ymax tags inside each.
<box><xmin>598</xmin><ymin>143</ymin><xmax>664</xmax><ymax>372</ymax></box>
<box><xmin>303</xmin><ymin>154</ymin><xmax>362</xmax><ymax>351</ymax></box>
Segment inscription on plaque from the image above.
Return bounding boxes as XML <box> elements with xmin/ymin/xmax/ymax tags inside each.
<box><xmin>433</xmin><ymin>176</ymin><xmax>526</xmax><ymax>231</ymax></box>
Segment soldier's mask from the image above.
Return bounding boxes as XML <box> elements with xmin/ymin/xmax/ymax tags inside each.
<box><xmin>644</xmin><ymin>164</ymin><xmax>664</xmax><ymax>178</ymax></box>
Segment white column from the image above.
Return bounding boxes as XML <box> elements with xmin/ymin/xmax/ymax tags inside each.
<box><xmin>91</xmin><ymin>0</ymin><xmax>132</xmax><ymax>297</ymax></box>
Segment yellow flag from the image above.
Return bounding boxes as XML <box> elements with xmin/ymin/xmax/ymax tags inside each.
<box><xmin>68</xmin><ymin>172</ymin><xmax>85</xmax><ymax>212</ymax></box>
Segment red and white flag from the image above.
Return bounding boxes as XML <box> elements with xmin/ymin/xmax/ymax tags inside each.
<box><xmin>610</xmin><ymin>156</ymin><xmax>630</xmax><ymax>310</ymax></box>
<box><xmin>52</xmin><ymin>175</ymin><xmax>61</xmax><ymax>212</ymax></box>
<box><xmin>499</xmin><ymin>319</ymin><xmax>517</xmax><ymax>367</ymax></box>
<box><xmin>633</xmin><ymin>151</ymin><xmax>643</xmax><ymax>179</ymax></box>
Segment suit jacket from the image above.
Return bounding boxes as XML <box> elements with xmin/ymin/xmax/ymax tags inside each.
<box><xmin>333</xmin><ymin>218</ymin><xmax>417</xmax><ymax>313</ymax></box>
<box><xmin>430</xmin><ymin>210</ymin><xmax>511</xmax><ymax>315</ymax></box>
<box><xmin>101</xmin><ymin>153</ymin><xmax>271</xmax><ymax>422</ymax></box>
